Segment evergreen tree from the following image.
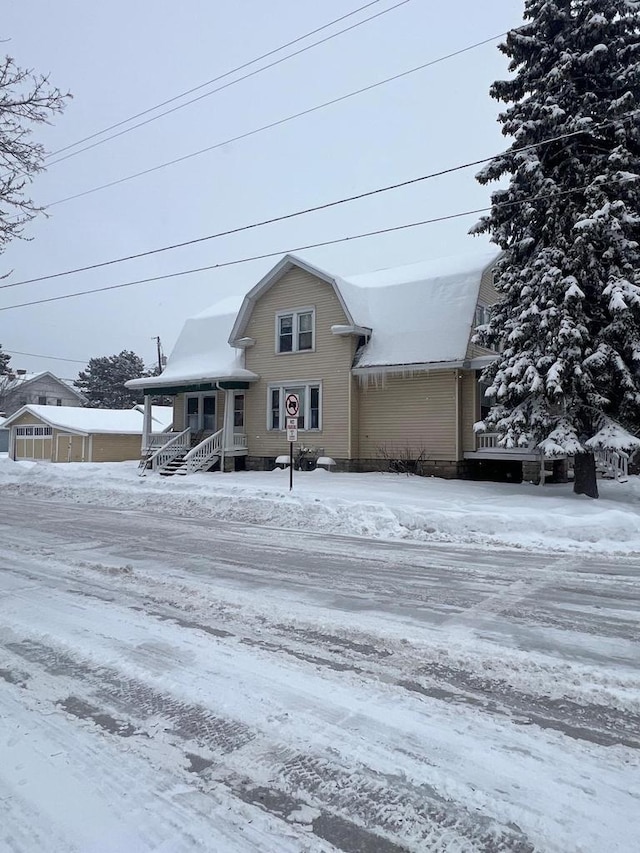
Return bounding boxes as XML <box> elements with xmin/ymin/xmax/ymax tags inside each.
<box><xmin>472</xmin><ymin>0</ymin><xmax>640</xmax><ymax>497</ymax></box>
<box><xmin>0</xmin><ymin>344</ymin><xmax>11</xmax><ymax>375</ymax></box>
<box><xmin>75</xmin><ymin>351</ymin><xmax>147</xmax><ymax>409</ymax></box>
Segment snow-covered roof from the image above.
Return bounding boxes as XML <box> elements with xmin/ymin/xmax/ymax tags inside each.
<box><xmin>132</xmin><ymin>404</ymin><xmax>174</xmax><ymax>430</ymax></box>
<box><xmin>2</xmin><ymin>371</ymin><xmax>86</xmax><ymax>400</ymax></box>
<box><xmin>129</xmin><ymin>249</ymin><xmax>499</xmax><ymax>391</ymax></box>
<box><xmin>337</xmin><ymin>250</ymin><xmax>500</xmax><ymax>368</ymax></box>
<box><xmin>127</xmin><ymin>298</ymin><xmax>259</xmax><ymax>390</ymax></box>
<box><xmin>4</xmin><ymin>405</ymin><xmax>159</xmax><ymax>435</ymax></box>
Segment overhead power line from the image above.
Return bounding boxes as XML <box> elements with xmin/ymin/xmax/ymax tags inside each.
<box><xmin>45</xmin><ymin>0</ymin><xmax>390</xmax><ymax>159</ymax></box>
<box><xmin>2</xmin><ymin>173</ymin><xmax>638</xmax><ymax>314</ymax></box>
<box><xmin>43</xmin><ymin>32</ymin><xmax>507</xmax><ymax>208</ymax></box>
<box><xmin>45</xmin><ymin>0</ymin><xmax>415</xmax><ymax>168</ymax></box>
<box><xmin>5</xmin><ymin>110</ymin><xmax>637</xmax><ymax>292</ymax></box>
<box><xmin>4</xmin><ymin>349</ymin><xmax>87</xmax><ymax>364</ymax></box>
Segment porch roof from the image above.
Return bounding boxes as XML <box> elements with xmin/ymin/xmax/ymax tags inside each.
<box><xmin>126</xmin><ymin>303</ymin><xmax>258</xmax><ymax>393</ymax></box>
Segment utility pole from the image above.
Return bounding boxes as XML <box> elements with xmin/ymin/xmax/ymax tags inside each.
<box><xmin>153</xmin><ymin>336</ymin><xmax>164</xmax><ymax>373</ymax></box>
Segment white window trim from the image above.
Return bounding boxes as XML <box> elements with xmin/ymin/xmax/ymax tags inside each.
<box><xmin>275</xmin><ymin>307</ymin><xmax>316</xmax><ymax>354</ymax></box>
<box><xmin>184</xmin><ymin>392</ymin><xmax>217</xmax><ymax>432</ymax></box>
<box><xmin>474</xmin><ymin>303</ymin><xmax>491</xmax><ymax>328</ymax></box>
<box><xmin>267</xmin><ymin>381</ymin><xmax>322</xmax><ymax>431</ymax></box>
<box><xmin>15</xmin><ymin>424</ymin><xmax>53</xmax><ymax>437</ymax></box>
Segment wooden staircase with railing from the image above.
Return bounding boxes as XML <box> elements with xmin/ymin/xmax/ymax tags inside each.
<box><xmin>140</xmin><ymin>427</ymin><xmax>247</xmax><ymax>477</ymax></box>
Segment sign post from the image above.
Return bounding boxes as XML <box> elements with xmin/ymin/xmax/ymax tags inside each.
<box><xmin>284</xmin><ymin>393</ymin><xmax>300</xmax><ymax>491</ymax></box>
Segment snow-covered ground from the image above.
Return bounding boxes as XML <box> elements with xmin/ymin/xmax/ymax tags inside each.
<box><xmin>1</xmin><ymin>462</ymin><xmax>639</xmax><ymax>851</ymax></box>
<box><xmin>2</xmin><ymin>456</ymin><xmax>640</xmax><ymax>553</ymax></box>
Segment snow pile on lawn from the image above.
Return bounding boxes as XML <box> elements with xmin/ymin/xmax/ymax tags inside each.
<box><xmin>2</xmin><ymin>457</ymin><xmax>640</xmax><ymax>554</ymax></box>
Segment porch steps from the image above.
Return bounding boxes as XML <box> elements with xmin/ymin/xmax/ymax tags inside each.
<box><xmin>158</xmin><ymin>453</ymin><xmax>221</xmax><ymax>476</ymax></box>
<box><xmin>158</xmin><ymin>454</ymin><xmax>188</xmax><ymax>477</ymax></box>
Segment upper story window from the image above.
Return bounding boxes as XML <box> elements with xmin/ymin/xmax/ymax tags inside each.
<box><xmin>276</xmin><ymin>308</ymin><xmax>315</xmax><ymax>353</ymax></box>
<box><xmin>474</xmin><ymin>304</ymin><xmax>491</xmax><ymax>328</ymax></box>
<box><xmin>38</xmin><ymin>396</ymin><xmax>47</xmax><ymax>405</ymax></box>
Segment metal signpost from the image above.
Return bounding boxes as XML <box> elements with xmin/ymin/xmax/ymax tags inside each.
<box><xmin>285</xmin><ymin>393</ymin><xmax>300</xmax><ymax>490</ymax></box>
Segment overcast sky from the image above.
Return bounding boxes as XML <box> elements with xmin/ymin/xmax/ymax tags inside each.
<box><xmin>2</xmin><ymin>0</ymin><xmax>525</xmax><ymax>379</ymax></box>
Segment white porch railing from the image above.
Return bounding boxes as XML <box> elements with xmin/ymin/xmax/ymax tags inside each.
<box><xmin>594</xmin><ymin>450</ymin><xmax>629</xmax><ymax>482</ymax></box>
<box><xmin>144</xmin><ymin>431</ymin><xmax>175</xmax><ymax>453</ymax></box>
<box><xmin>229</xmin><ymin>432</ymin><xmax>248</xmax><ymax>450</ymax></box>
<box><xmin>184</xmin><ymin>428</ymin><xmax>223</xmax><ymax>474</ymax></box>
<box><xmin>144</xmin><ymin>427</ymin><xmax>191</xmax><ymax>474</ymax></box>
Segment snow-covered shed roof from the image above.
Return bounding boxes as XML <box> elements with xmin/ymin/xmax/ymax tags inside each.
<box><xmin>127</xmin><ymin>297</ymin><xmax>259</xmax><ymax>390</ymax></box>
<box><xmin>3</xmin><ymin>405</ymin><xmax>166</xmax><ymax>435</ymax></box>
<box><xmin>132</xmin><ymin>404</ymin><xmax>173</xmax><ymax>430</ymax></box>
<box><xmin>337</xmin><ymin>250</ymin><xmax>500</xmax><ymax>369</ymax></box>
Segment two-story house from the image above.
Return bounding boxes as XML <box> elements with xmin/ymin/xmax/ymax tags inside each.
<box><xmin>127</xmin><ymin>250</ymin><xmax>539</xmax><ymax>480</ymax></box>
<box><xmin>0</xmin><ymin>370</ymin><xmax>86</xmax><ymax>417</ymax></box>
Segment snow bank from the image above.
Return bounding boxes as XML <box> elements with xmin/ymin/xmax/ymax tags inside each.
<box><xmin>2</xmin><ymin>460</ymin><xmax>640</xmax><ymax>554</ymax></box>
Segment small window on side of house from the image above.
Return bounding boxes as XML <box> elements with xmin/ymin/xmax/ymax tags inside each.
<box><xmin>56</xmin><ymin>399</ymin><xmax>62</xmax><ymax>406</ymax></box>
<box><xmin>38</xmin><ymin>396</ymin><xmax>47</xmax><ymax>405</ymax></box>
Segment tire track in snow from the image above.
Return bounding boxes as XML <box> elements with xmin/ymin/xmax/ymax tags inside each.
<box><xmin>1</xmin><ymin>636</ymin><xmax>536</xmax><ymax>853</ymax></box>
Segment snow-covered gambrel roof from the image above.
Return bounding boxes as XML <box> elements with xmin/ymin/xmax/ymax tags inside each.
<box><xmin>338</xmin><ymin>250</ymin><xmax>500</xmax><ymax>369</ymax></box>
<box><xmin>3</xmin><ymin>405</ymin><xmax>171</xmax><ymax>435</ymax></box>
<box><xmin>128</xmin><ymin>249</ymin><xmax>499</xmax><ymax>390</ymax></box>
<box><xmin>231</xmin><ymin>250</ymin><xmax>500</xmax><ymax>369</ymax></box>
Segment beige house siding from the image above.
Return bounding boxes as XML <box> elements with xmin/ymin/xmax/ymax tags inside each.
<box><xmin>461</xmin><ymin>371</ymin><xmax>478</xmax><ymax>453</ymax></box>
<box><xmin>243</xmin><ymin>268</ymin><xmax>353</xmax><ymax>459</ymax></box>
<box><xmin>173</xmin><ymin>394</ymin><xmax>186</xmax><ymax>431</ymax></box>
<box><xmin>358</xmin><ymin>371</ymin><xmax>458</xmax><ymax>461</ymax></box>
<box><xmin>467</xmin><ymin>262</ymin><xmax>501</xmax><ymax>359</ymax></box>
<box><xmin>91</xmin><ymin>434</ymin><xmax>142</xmax><ymax>462</ymax></box>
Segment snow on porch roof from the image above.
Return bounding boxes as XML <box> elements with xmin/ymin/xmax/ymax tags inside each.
<box><xmin>127</xmin><ymin>299</ymin><xmax>258</xmax><ymax>391</ymax></box>
<box><xmin>4</xmin><ymin>405</ymin><xmax>162</xmax><ymax>435</ymax></box>
<box><xmin>337</xmin><ymin>249</ymin><xmax>500</xmax><ymax>369</ymax></box>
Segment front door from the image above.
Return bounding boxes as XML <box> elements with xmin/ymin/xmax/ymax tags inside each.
<box><xmin>185</xmin><ymin>394</ymin><xmax>216</xmax><ymax>432</ymax></box>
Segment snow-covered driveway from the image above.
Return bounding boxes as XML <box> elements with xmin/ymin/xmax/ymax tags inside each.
<box><xmin>1</xmin><ymin>495</ymin><xmax>638</xmax><ymax>852</ymax></box>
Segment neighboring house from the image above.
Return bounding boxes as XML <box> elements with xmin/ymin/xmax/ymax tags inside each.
<box><xmin>0</xmin><ymin>370</ymin><xmax>86</xmax><ymax>417</ymax></box>
<box><xmin>5</xmin><ymin>405</ymin><xmax>172</xmax><ymax>463</ymax></box>
<box><xmin>126</xmin><ymin>250</ymin><xmax>544</xmax><ymax>480</ymax></box>
<box><xmin>0</xmin><ymin>416</ymin><xmax>8</xmax><ymax>453</ymax></box>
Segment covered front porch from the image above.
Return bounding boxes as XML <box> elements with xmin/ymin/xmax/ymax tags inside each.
<box><xmin>138</xmin><ymin>381</ymin><xmax>252</xmax><ymax>476</ymax></box>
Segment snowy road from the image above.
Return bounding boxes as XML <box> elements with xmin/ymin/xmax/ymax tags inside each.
<box><xmin>1</xmin><ymin>496</ymin><xmax>639</xmax><ymax>852</ymax></box>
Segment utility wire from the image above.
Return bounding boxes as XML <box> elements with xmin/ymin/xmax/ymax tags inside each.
<box><xmin>2</xmin><ymin>173</ymin><xmax>638</xmax><ymax>314</ymax></box>
<box><xmin>43</xmin><ymin>32</ymin><xmax>506</xmax><ymax>208</ymax></box>
<box><xmin>45</xmin><ymin>0</ymin><xmax>415</xmax><ymax>168</ymax></box>
<box><xmin>4</xmin><ymin>349</ymin><xmax>87</xmax><ymax>364</ymax></box>
<box><xmin>45</xmin><ymin>0</ymin><xmax>390</xmax><ymax>159</ymax></box>
<box><xmin>5</xmin><ymin>108</ymin><xmax>637</xmax><ymax>292</ymax></box>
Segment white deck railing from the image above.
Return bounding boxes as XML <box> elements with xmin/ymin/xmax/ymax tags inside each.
<box><xmin>184</xmin><ymin>428</ymin><xmax>223</xmax><ymax>474</ymax></box>
<box><xmin>594</xmin><ymin>450</ymin><xmax>629</xmax><ymax>482</ymax></box>
<box><xmin>476</xmin><ymin>432</ymin><xmax>500</xmax><ymax>449</ymax></box>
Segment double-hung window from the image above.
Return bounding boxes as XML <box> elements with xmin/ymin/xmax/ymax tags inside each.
<box><xmin>277</xmin><ymin>309</ymin><xmax>315</xmax><ymax>353</ymax></box>
<box><xmin>474</xmin><ymin>304</ymin><xmax>491</xmax><ymax>328</ymax></box>
<box><xmin>268</xmin><ymin>383</ymin><xmax>321</xmax><ymax>431</ymax></box>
